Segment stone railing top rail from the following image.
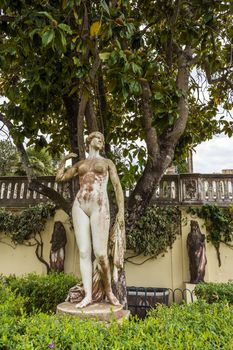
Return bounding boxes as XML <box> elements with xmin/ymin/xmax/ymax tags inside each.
<box><xmin>1</xmin><ymin>173</ymin><xmax>233</xmax><ymax>207</ymax></box>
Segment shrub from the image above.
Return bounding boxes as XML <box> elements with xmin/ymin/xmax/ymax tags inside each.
<box><xmin>0</xmin><ymin>278</ymin><xmax>27</xmax><ymax>317</ymax></box>
<box><xmin>3</xmin><ymin>273</ymin><xmax>78</xmax><ymax>314</ymax></box>
<box><xmin>0</xmin><ymin>302</ymin><xmax>232</xmax><ymax>349</ymax></box>
<box><xmin>194</xmin><ymin>282</ymin><xmax>233</xmax><ymax>304</ymax></box>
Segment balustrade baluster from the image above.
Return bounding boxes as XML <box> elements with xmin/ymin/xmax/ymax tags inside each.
<box><xmin>1</xmin><ymin>182</ymin><xmax>7</xmax><ymax>200</ymax></box>
<box><xmin>223</xmin><ymin>180</ymin><xmax>228</xmax><ymax>200</ymax></box>
<box><xmin>6</xmin><ymin>182</ymin><xmax>12</xmax><ymax>199</ymax></box>
<box><xmin>228</xmin><ymin>181</ymin><xmax>233</xmax><ymax>200</ymax></box>
<box><xmin>12</xmin><ymin>182</ymin><xmax>18</xmax><ymax>199</ymax></box>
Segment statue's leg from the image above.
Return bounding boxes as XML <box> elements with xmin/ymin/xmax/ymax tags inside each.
<box><xmin>90</xmin><ymin>209</ymin><xmax>120</xmax><ymax>306</ymax></box>
<box><xmin>72</xmin><ymin>201</ymin><xmax>92</xmax><ymax>308</ymax></box>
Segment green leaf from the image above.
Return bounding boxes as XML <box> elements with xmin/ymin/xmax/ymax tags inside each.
<box><xmin>29</xmin><ymin>29</ymin><xmax>39</xmax><ymax>40</ymax></box>
<box><xmin>131</xmin><ymin>62</ymin><xmax>142</xmax><ymax>75</ymax></box>
<box><xmin>59</xmin><ymin>30</ymin><xmax>67</xmax><ymax>52</ymax></box>
<box><xmin>99</xmin><ymin>52</ymin><xmax>110</xmax><ymax>61</ymax></box>
<box><xmin>37</xmin><ymin>11</ymin><xmax>54</xmax><ymax>22</ymax></box>
<box><xmin>69</xmin><ymin>86</ymin><xmax>79</xmax><ymax>96</ymax></box>
<box><xmin>58</xmin><ymin>23</ymin><xmax>73</xmax><ymax>34</ymax></box>
<box><xmin>41</xmin><ymin>30</ymin><xmax>55</xmax><ymax>46</ymax></box>
<box><xmin>101</xmin><ymin>0</ymin><xmax>110</xmax><ymax>16</ymax></box>
<box><xmin>154</xmin><ymin>92</ymin><xmax>163</xmax><ymax>100</ymax></box>
<box><xmin>72</xmin><ymin>57</ymin><xmax>81</xmax><ymax>66</ymax></box>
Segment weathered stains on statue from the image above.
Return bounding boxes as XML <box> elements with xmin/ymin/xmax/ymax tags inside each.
<box><xmin>56</xmin><ymin>132</ymin><xmax>125</xmax><ymax>307</ymax></box>
<box><xmin>97</xmin><ymin>196</ymin><xmax>103</xmax><ymax>208</ymax></box>
<box><xmin>98</xmin><ymin>256</ymin><xmax>110</xmax><ymax>283</ymax></box>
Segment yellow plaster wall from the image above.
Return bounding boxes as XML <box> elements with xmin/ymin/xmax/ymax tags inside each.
<box><xmin>0</xmin><ymin>208</ymin><xmax>232</xmax><ymax>288</ymax></box>
<box><xmin>0</xmin><ymin>209</ymin><xmax>80</xmax><ymax>277</ymax></box>
<box><xmin>125</xmin><ymin>234</ymin><xmax>184</xmax><ymax>289</ymax></box>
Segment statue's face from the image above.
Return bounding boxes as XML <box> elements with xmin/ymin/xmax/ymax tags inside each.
<box><xmin>90</xmin><ymin>133</ymin><xmax>104</xmax><ymax>150</ymax></box>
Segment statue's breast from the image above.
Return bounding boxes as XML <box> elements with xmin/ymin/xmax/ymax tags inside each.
<box><xmin>78</xmin><ymin>159</ymin><xmax>108</xmax><ymax>176</ymax></box>
<box><xmin>78</xmin><ymin>164</ymin><xmax>90</xmax><ymax>176</ymax></box>
<box><xmin>93</xmin><ymin>161</ymin><xmax>108</xmax><ymax>174</ymax></box>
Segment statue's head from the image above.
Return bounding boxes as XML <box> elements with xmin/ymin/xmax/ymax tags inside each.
<box><xmin>190</xmin><ymin>220</ymin><xmax>199</xmax><ymax>232</ymax></box>
<box><xmin>86</xmin><ymin>131</ymin><xmax>105</xmax><ymax>151</ymax></box>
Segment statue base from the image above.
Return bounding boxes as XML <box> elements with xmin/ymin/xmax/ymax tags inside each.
<box><xmin>56</xmin><ymin>301</ymin><xmax>130</xmax><ymax>322</ymax></box>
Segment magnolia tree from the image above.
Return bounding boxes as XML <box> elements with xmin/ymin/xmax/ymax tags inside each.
<box><xmin>0</xmin><ymin>0</ymin><xmax>232</xmax><ymax>232</ymax></box>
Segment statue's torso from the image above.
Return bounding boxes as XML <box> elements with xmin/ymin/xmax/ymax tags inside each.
<box><xmin>74</xmin><ymin>157</ymin><xmax>110</xmax><ymax>216</ymax></box>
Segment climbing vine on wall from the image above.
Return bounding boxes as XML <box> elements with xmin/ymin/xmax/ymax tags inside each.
<box><xmin>127</xmin><ymin>205</ymin><xmax>181</xmax><ymax>262</ymax></box>
<box><xmin>0</xmin><ymin>203</ymin><xmax>56</xmax><ymax>244</ymax></box>
<box><xmin>187</xmin><ymin>205</ymin><xmax>233</xmax><ymax>266</ymax></box>
<box><xmin>0</xmin><ymin>203</ymin><xmax>56</xmax><ymax>273</ymax></box>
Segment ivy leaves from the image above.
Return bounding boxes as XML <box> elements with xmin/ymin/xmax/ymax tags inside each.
<box><xmin>127</xmin><ymin>206</ymin><xmax>181</xmax><ymax>257</ymax></box>
<box><xmin>0</xmin><ymin>204</ymin><xmax>56</xmax><ymax>244</ymax></box>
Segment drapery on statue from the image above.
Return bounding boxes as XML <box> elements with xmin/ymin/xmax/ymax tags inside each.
<box><xmin>187</xmin><ymin>220</ymin><xmax>207</xmax><ymax>283</ymax></box>
<box><xmin>56</xmin><ymin>132</ymin><xmax>125</xmax><ymax>308</ymax></box>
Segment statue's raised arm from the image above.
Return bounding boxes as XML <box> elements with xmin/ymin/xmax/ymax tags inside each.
<box><xmin>55</xmin><ymin>153</ymin><xmax>78</xmax><ymax>182</ymax></box>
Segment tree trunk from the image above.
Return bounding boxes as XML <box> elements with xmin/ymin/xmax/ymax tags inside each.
<box><xmin>63</xmin><ymin>95</ymin><xmax>79</xmax><ymax>159</ymax></box>
<box><xmin>126</xmin><ymin>150</ymin><xmax>173</xmax><ymax>234</ymax></box>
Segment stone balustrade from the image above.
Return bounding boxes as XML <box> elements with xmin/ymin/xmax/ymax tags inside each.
<box><xmin>152</xmin><ymin>173</ymin><xmax>233</xmax><ymax>206</ymax></box>
<box><xmin>1</xmin><ymin>174</ymin><xmax>233</xmax><ymax>208</ymax></box>
<box><xmin>0</xmin><ymin>176</ymin><xmax>78</xmax><ymax>207</ymax></box>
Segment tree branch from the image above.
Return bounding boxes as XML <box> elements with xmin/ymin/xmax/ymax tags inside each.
<box><xmin>35</xmin><ymin>234</ymin><xmax>51</xmax><ymax>274</ymax></box>
<box><xmin>77</xmin><ymin>86</ymin><xmax>89</xmax><ymax>159</ymax></box>
<box><xmin>165</xmin><ymin>46</ymin><xmax>192</xmax><ymax>143</ymax></box>
<box><xmin>139</xmin><ymin>79</ymin><xmax>159</xmax><ymax>162</ymax></box>
<box><xmin>95</xmin><ymin>69</ymin><xmax>113</xmax><ymax>154</ymax></box>
<box><xmin>170</xmin><ymin>0</ymin><xmax>182</xmax><ymax>26</ymax></box>
<box><xmin>0</xmin><ymin>15</ymin><xmax>15</xmax><ymax>22</ymax></box>
<box><xmin>204</xmin><ymin>59</ymin><xmax>233</xmax><ymax>89</ymax></box>
<box><xmin>0</xmin><ymin>112</ymin><xmax>71</xmax><ymax>214</ymax></box>
<box><xmin>85</xmin><ymin>98</ymin><xmax>98</xmax><ymax>133</ymax></box>
<box><xmin>63</xmin><ymin>94</ymin><xmax>79</xmax><ymax>159</ymax></box>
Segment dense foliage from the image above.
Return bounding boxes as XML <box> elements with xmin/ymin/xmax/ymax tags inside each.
<box><xmin>195</xmin><ymin>282</ymin><xmax>233</xmax><ymax>304</ymax></box>
<box><xmin>0</xmin><ymin>1</ymin><xmax>232</xmax><ymax>230</ymax></box>
<box><xmin>1</xmin><ymin>1</ymin><xmax>232</xmax><ymax>157</ymax></box>
<box><xmin>0</xmin><ymin>140</ymin><xmax>57</xmax><ymax>176</ymax></box>
<box><xmin>1</xmin><ymin>273</ymin><xmax>78</xmax><ymax>314</ymax></box>
<box><xmin>0</xmin><ymin>203</ymin><xmax>56</xmax><ymax>244</ymax></box>
<box><xmin>188</xmin><ymin>204</ymin><xmax>233</xmax><ymax>266</ymax></box>
<box><xmin>0</xmin><ymin>140</ymin><xmax>19</xmax><ymax>176</ymax></box>
<box><xmin>127</xmin><ymin>205</ymin><xmax>180</xmax><ymax>257</ymax></box>
<box><xmin>0</xmin><ymin>274</ymin><xmax>232</xmax><ymax>349</ymax></box>
<box><xmin>0</xmin><ymin>282</ymin><xmax>232</xmax><ymax>350</ymax></box>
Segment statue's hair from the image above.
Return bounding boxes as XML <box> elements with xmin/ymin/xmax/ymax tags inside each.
<box><xmin>85</xmin><ymin>131</ymin><xmax>105</xmax><ymax>151</ymax></box>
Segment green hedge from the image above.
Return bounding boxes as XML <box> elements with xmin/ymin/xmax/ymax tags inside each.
<box><xmin>1</xmin><ymin>273</ymin><xmax>78</xmax><ymax>314</ymax></box>
<box><xmin>195</xmin><ymin>282</ymin><xmax>233</xmax><ymax>304</ymax></box>
<box><xmin>0</xmin><ymin>275</ymin><xmax>232</xmax><ymax>349</ymax></box>
<box><xmin>0</xmin><ymin>302</ymin><xmax>232</xmax><ymax>349</ymax></box>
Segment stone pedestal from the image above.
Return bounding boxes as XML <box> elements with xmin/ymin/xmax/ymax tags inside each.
<box><xmin>56</xmin><ymin>301</ymin><xmax>130</xmax><ymax>322</ymax></box>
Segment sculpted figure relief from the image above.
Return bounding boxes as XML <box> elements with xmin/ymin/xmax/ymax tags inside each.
<box><xmin>187</xmin><ymin>220</ymin><xmax>207</xmax><ymax>283</ymax></box>
<box><xmin>56</xmin><ymin>132</ymin><xmax>125</xmax><ymax>308</ymax></box>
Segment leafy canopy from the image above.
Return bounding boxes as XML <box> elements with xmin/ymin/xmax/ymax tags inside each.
<box><xmin>0</xmin><ymin>0</ymin><xmax>232</xmax><ymax>189</ymax></box>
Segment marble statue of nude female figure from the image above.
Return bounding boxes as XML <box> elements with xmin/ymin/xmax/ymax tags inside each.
<box><xmin>56</xmin><ymin>132</ymin><xmax>125</xmax><ymax>308</ymax></box>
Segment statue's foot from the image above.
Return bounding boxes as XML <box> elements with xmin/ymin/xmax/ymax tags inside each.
<box><xmin>107</xmin><ymin>291</ymin><xmax>121</xmax><ymax>306</ymax></box>
<box><xmin>75</xmin><ymin>296</ymin><xmax>92</xmax><ymax>308</ymax></box>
